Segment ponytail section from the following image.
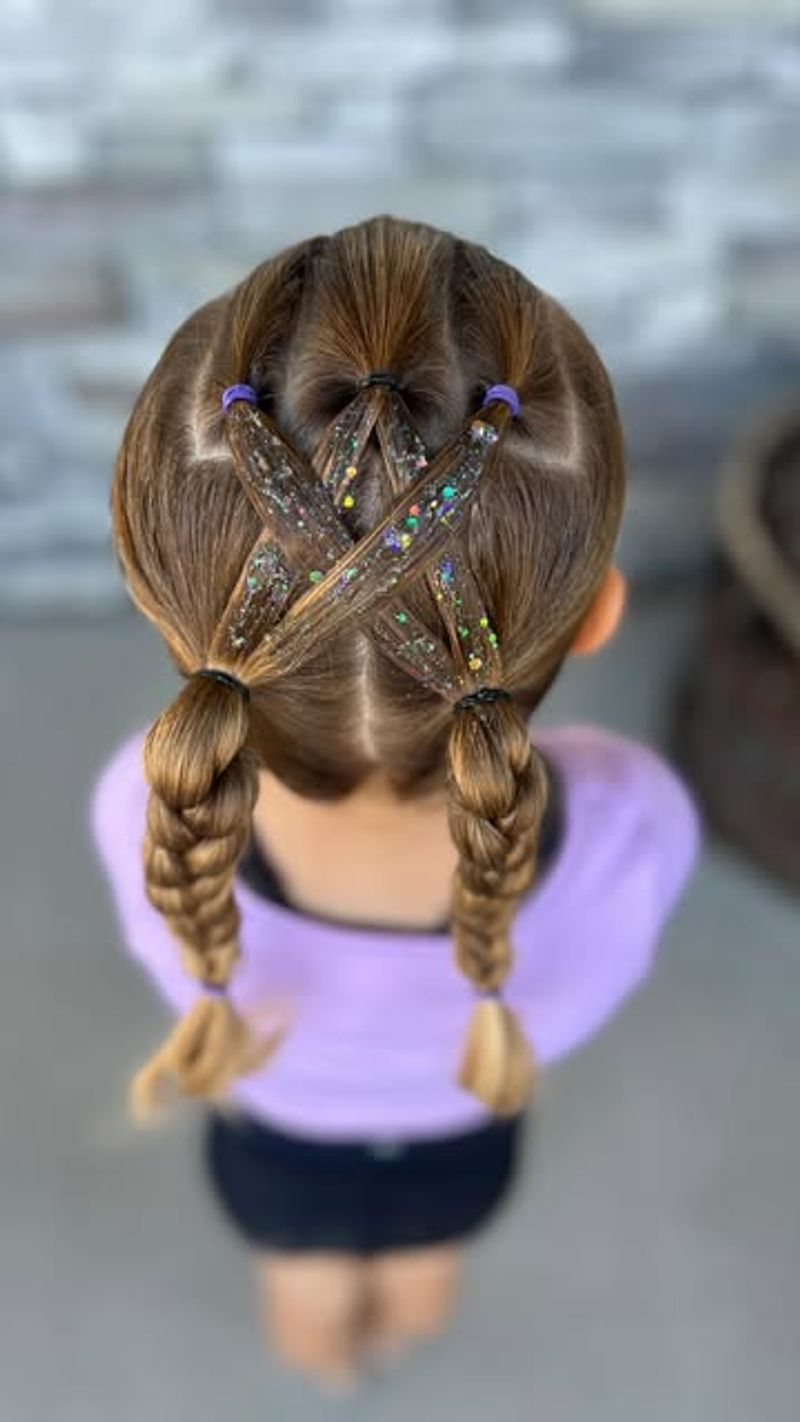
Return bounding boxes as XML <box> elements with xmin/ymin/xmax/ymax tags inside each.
<box><xmin>131</xmin><ymin>673</ymin><xmax>281</xmax><ymax>1120</ymax></box>
<box><xmin>445</xmin><ymin>694</ymin><xmax>548</xmax><ymax>1114</ymax></box>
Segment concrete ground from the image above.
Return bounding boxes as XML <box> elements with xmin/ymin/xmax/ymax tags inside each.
<box><xmin>1</xmin><ymin>586</ymin><xmax>798</xmax><ymax>1422</ymax></box>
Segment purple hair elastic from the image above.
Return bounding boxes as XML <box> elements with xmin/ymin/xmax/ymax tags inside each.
<box><xmin>481</xmin><ymin>383</ymin><xmax>521</xmax><ymax>418</ymax></box>
<box><xmin>478</xmin><ymin>986</ymin><xmax>502</xmax><ymax>1001</ymax></box>
<box><xmin>221</xmin><ymin>383</ymin><xmax>259</xmax><ymax>413</ymax></box>
<box><xmin>202</xmin><ymin>980</ymin><xmax>228</xmax><ymax>997</ymax></box>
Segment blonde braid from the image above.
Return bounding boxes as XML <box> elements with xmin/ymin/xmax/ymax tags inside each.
<box><xmin>446</xmin><ymin>691</ymin><xmax>548</xmax><ymax>1114</ymax></box>
<box><xmin>131</xmin><ymin>672</ymin><xmax>282</xmax><ymax>1120</ymax></box>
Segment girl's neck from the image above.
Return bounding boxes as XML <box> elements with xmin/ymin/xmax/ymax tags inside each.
<box><xmin>250</xmin><ymin>769</ymin><xmax>460</xmax><ymax>931</ymax></box>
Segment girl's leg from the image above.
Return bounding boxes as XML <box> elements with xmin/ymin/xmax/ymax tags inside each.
<box><xmin>363</xmin><ymin>1243</ymin><xmax>465</xmax><ymax>1359</ymax></box>
<box><xmin>255</xmin><ymin>1250</ymin><xmax>369</xmax><ymax>1392</ymax></box>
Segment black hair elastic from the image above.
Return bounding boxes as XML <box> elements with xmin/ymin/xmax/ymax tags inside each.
<box><xmin>454</xmin><ymin>686</ymin><xmax>512</xmax><ymax>713</ymax></box>
<box><xmin>193</xmin><ymin>667</ymin><xmax>251</xmax><ymax>703</ymax></box>
<box><xmin>358</xmin><ymin>371</ymin><xmax>403</xmax><ymax>392</ymax></box>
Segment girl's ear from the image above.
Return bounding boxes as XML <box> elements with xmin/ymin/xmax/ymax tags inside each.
<box><xmin>571</xmin><ymin>565</ymin><xmax>627</xmax><ymax>656</ymax></box>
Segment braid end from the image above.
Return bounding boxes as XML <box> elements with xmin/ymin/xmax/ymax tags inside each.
<box><xmin>457</xmin><ymin>997</ymin><xmax>536</xmax><ymax>1116</ymax></box>
<box><xmin>129</xmin><ymin>995</ymin><xmax>284</xmax><ymax>1125</ymax></box>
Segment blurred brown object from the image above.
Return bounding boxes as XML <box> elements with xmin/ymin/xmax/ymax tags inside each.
<box><xmin>675</xmin><ymin>396</ymin><xmax>800</xmax><ymax>892</ymax></box>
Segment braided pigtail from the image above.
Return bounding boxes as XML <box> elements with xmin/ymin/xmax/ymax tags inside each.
<box><xmin>416</xmin><ymin>381</ymin><xmax>546</xmax><ymax>1116</ymax></box>
<box><xmin>131</xmin><ymin>672</ymin><xmax>282</xmax><ymax>1120</ymax></box>
<box><xmin>446</xmin><ymin>691</ymin><xmax>548</xmax><ymax>1114</ymax></box>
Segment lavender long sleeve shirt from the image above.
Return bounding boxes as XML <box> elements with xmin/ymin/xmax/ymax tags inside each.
<box><xmin>88</xmin><ymin>723</ymin><xmax>700</xmax><ymax>1142</ymax></box>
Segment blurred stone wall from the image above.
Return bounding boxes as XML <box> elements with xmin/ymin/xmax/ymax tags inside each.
<box><xmin>1</xmin><ymin>0</ymin><xmax>799</xmax><ymax>611</ymax></box>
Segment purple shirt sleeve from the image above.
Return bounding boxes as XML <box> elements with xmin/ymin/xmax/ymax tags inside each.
<box><xmin>509</xmin><ymin>725</ymin><xmax>701</xmax><ymax>1062</ymax></box>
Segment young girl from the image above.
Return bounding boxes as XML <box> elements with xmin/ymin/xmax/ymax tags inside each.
<box><xmin>90</xmin><ymin>215</ymin><xmax>699</xmax><ymax>1390</ymax></box>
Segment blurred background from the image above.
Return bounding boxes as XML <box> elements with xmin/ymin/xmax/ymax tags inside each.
<box><xmin>1</xmin><ymin>1</ymin><xmax>798</xmax><ymax>1419</ymax></box>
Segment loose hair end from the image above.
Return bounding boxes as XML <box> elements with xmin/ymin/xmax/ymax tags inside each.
<box><xmin>128</xmin><ymin>995</ymin><xmax>283</xmax><ymax>1125</ymax></box>
<box><xmin>457</xmin><ymin>997</ymin><xmax>536</xmax><ymax>1116</ymax></box>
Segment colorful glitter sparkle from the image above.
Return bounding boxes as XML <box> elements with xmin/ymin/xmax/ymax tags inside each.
<box><xmin>226</xmin><ymin>405</ymin><xmax>352</xmax><ymax>570</ymax></box>
<box><xmin>430</xmin><ymin>543</ymin><xmax>503</xmax><ymax>686</ymax></box>
<box><xmin>219</xmin><ymin>391</ymin><xmax>504</xmax><ymax>697</ymax></box>
<box><xmin>314</xmin><ymin>387</ymin><xmax>378</xmax><ymax>509</ymax></box>
<box><xmin>469</xmin><ymin>418</ymin><xmax>500</xmax><ymax>446</ymax></box>
<box><xmin>219</xmin><ymin>539</ymin><xmax>295</xmax><ymax>655</ymax></box>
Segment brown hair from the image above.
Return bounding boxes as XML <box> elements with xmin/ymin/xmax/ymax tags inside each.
<box><xmin>111</xmin><ymin>215</ymin><xmax>625</xmax><ymax>1120</ymax></box>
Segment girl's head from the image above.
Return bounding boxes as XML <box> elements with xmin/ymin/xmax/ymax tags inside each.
<box><xmin>112</xmin><ymin>214</ymin><xmax>625</xmax><ymax>1120</ymax></box>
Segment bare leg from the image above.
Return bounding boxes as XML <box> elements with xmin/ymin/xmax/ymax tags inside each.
<box><xmin>364</xmin><ymin>1243</ymin><xmax>465</xmax><ymax>1363</ymax></box>
<box><xmin>255</xmin><ymin>1251</ymin><xmax>370</xmax><ymax>1393</ymax></box>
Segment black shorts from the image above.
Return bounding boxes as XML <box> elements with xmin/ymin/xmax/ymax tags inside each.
<box><xmin>202</xmin><ymin>1108</ymin><xmax>527</xmax><ymax>1255</ymax></box>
